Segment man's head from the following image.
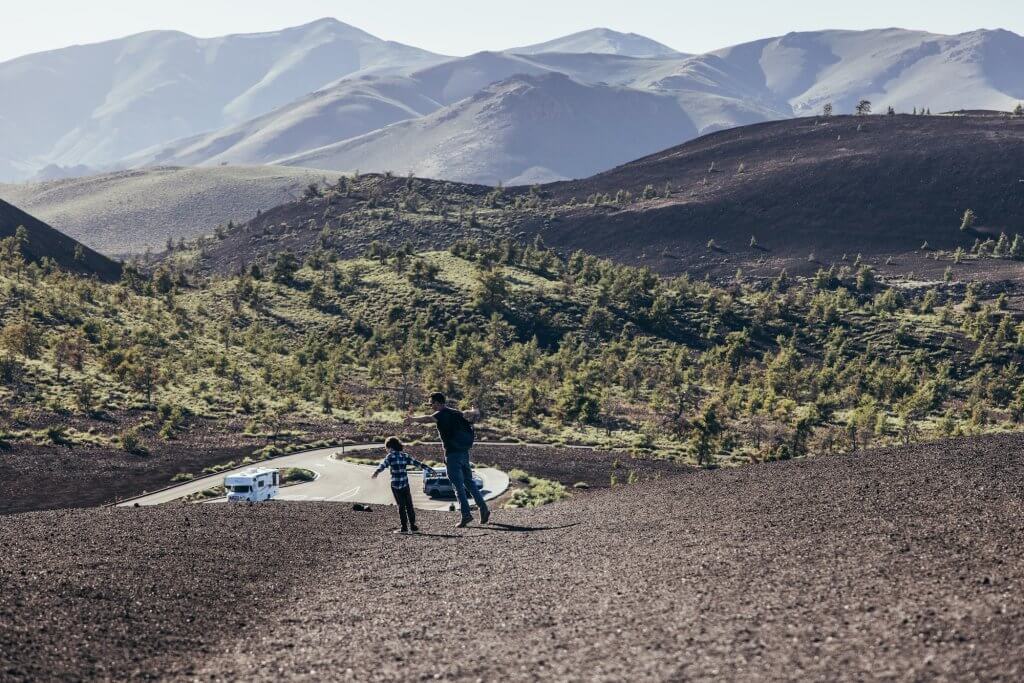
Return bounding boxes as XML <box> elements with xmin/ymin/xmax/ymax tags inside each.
<box><xmin>429</xmin><ymin>392</ymin><xmax>446</xmax><ymax>411</ymax></box>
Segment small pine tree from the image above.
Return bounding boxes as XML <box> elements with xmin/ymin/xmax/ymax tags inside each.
<box><xmin>1016</xmin><ymin>103</ymin><xmax>1024</xmax><ymax>117</ymax></box>
<box><xmin>822</xmin><ymin>102</ymin><xmax>833</xmax><ymax>117</ymax></box>
<box><xmin>1010</xmin><ymin>234</ymin><xmax>1024</xmax><ymax>260</ymax></box>
<box><xmin>856</xmin><ymin>265</ymin><xmax>875</xmax><ymax>292</ymax></box>
<box><xmin>855</xmin><ymin>99</ymin><xmax>872</xmax><ymax>116</ymax></box>
<box><xmin>959</xmin><ymin>209</ymin><xmax>976</xmax><ymax>232</ymax></box>
<box><xmin>994</xmin><ymin>232</ymin><xmax>1009</xmax><ymax>257</ymax></box>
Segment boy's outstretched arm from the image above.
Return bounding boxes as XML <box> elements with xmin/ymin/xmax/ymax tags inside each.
<box><xmin>370</xmin><ymin>454</ymin><xmax>390</xmax><ymax>479</ymax></box>
<box><xmin>409</xmin><ymin>455</ymin><xmax>434</xmax><ymax>473</ymax></box>
<box><xmin>462</xmin><ymin>406</ymin><xmax>481</xmax><ymax>423</ymax></box>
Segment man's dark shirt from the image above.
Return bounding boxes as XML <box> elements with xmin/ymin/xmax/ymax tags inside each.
<box><xmin>433</xmin><ymin>406</ymin><xmax>473</xmax><ymax>452</ymax></box>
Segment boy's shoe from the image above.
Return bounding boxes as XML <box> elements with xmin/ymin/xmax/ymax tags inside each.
<box><xmin>455</xmin><ymin>516</ymin><xmax>473</xmax><ymax>529</ymax></box>
<box><xmin>480</xmin><ymin>508</ymin><xmax>491</xmax><ymax>524</ymax></box>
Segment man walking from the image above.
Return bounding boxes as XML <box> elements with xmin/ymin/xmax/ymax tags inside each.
<box><xmin>405</xmin><ymin>392</ymin><xmax>490</xmax><ymax>528</ymax></box>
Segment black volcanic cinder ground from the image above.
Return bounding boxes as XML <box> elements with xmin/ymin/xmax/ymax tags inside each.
<box><xmin>547</xmin><ymin>114</ymin><xmax>1024</xmax><ymax>267</ymax></box>
<box><xmin>3</xmin><ymin>435</ymin><xmax>1023</xmax><ymax>681</ymax></box>
<box><xmin>0</xmin><ymin>198</ymin><xmax>121</xmax><ymax>281</ymax></box>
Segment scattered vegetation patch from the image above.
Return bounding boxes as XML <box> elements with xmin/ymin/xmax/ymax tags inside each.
<box><xmin>183</xmin><ymin>485</ymin><xmax>225</xmax><ymax>503</ymax></box>
<box><xmin>279</xmin><ymin>467</ymin><xmax>316</xmax><ymax>485</ymax></box>
<box><xmin>504</xmin><ymin>473</ymin><xmax>570</xmax><ymax>508</ymax></box>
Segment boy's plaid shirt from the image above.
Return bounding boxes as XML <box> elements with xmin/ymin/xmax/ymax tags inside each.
<box><xmin>374</xmin><ymin>450</ymin><xmax>430</xmax><ymax>488</ymax></box>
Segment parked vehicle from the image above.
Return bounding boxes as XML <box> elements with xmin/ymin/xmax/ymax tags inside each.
<box><xmin>224</xmin><ymin>468</ymin><xmax>279</xmax><ymax>502</ymax></box>
<box><xmin>422</xmin><ymin>467</ymin><xmax>485</xmax><ymax>498</ymax></box>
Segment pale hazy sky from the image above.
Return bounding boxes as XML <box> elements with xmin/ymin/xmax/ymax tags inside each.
<box><xmin>2</xmin><ymin>0</ymin><xmax>1022</xmax><ymax>62</ymax></box>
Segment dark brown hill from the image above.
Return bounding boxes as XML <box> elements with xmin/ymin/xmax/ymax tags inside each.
<box><xmin>0</xmin><ymin>198</ymin><xmax>122</xmax><ymax>281</ymax></box>
<box><xmin>542</xmin><ymin>114</ymin><xmax>1024</xmax><ymax>270</ymax></box>
<box><xmin>191</xmin><ymin>115</ymin><xmax>1024</xmax><ymax>278</ymax></box>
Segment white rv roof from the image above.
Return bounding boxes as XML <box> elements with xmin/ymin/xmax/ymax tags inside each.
<box><xmin>224</xmin><ymin>467</ymin><xmax>277</xmax><ymax>482</ymax></box>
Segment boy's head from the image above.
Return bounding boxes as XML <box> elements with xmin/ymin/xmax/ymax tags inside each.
<box><xmin>385</xmin><ymin>436</ymin><xmax>403</xmax><ymax>452</ymax></box>
<box><xmin>429</xmin><ymin>392</ymin><xmax>446</xmax><ymax>411</ymax></box>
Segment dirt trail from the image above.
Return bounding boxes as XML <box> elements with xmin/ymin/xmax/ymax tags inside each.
<box><xmin>2</xmin><ymin>435</ymin><xmax>1023</xmax><ymax>681</ymax></box>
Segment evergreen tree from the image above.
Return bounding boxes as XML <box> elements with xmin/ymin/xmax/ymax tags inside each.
<box><xmin>1011</xmin><ymin>234</ymin><xmax>1024</xmax><ymax>260</ymax></box>
<box><xmin>959</xmin><ymin>209</ymin><xmax>976</xmax><ymax>232</ymax></box>
<box><xmin>994</xmin><ymin>232</ymin><xmax>1009</xmax><ymax>257</ymax></box>
<box><xmin>272</xmin><ymin>251</ymin><xmax>299</xmax><ymax>284</ymax></box>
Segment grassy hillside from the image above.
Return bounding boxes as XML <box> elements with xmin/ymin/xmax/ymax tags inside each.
<box><xmin>5</xmin><ymin>232</ymin><xmax>1024</xmax><ymax>486</ymax></box>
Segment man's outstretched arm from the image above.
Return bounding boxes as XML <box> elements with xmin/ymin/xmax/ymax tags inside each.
<box><xmin>462</xmin><ymin>407</ymin><xmax>481</xmax><ymax>423</ymax></box>
<box><xmin>404</xmin><ymin>413</ymin><xmax>436</xmax><ymax>425</ymax></box>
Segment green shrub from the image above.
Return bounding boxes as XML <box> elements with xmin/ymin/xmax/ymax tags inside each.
<box><xmin>504</xmin><ymin>474</ymin><xmax>569</xmax><ymax>508</ymax></box>
<box><xmin>119</xmin><ymin>428</ymin><xmax>146</xmax><ymax>455</ymax></box>
<box><xmin>280</xmin><ymin>467</ymin><xmax>317</xmax><ymax>484</ymax></box>
<box><xmin>507</xmin><ymin>468</ymin><xmax>530</xmax><ymax>483</ymax></box>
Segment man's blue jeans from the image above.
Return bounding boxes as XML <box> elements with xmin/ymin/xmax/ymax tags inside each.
<box><xmin>445</xmin><ymin>450</ymin><xmax>488</xmax><ymax>519</ymax></box>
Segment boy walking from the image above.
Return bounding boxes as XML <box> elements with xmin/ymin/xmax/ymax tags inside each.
<box><xmin>372</xmin><ymin>437</ymin><xmax>434</xmax><ymax>534</ymax></box>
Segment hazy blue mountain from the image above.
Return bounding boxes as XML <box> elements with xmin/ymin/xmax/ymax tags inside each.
<box><xmin>0</xmin><ymin>18</ymin><xmax>445</xmax><ymax>180</ymax></box>
<box><xmin>277</xmin><ymin>73</ymin><xmax>699</xmax><ymax>185</ymax></box>
<box><xmin>507</xmin><ymin>27</ymin><xmax>681</xmax><ymax>58</ymax></box>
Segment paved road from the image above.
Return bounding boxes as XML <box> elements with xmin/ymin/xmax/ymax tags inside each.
<box><xmin>116</xmin><ymin>444</ymin><xmax>510</xmax><ymax>510</ymax></box>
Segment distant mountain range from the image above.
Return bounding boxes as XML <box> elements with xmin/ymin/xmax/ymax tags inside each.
<box><xmin>2</xmin><ymin>20</ymin><xmax>1023</xmax><ymax>184</ymax></box>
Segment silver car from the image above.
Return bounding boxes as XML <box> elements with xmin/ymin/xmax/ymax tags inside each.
<box><xmin>423</xmin><ymin>467</ymin><xmax>485</xmax><ymax>498</ymax></box>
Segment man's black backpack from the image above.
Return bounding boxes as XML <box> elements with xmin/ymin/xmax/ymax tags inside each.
<box><xmin>446</xmin><ymin>409</ymin><xmax>475</xmax><ymax>451</ymax></box>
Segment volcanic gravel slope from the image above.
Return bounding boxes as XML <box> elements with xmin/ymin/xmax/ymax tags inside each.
<box><xmin>2</xmin><ymin>435</ymin><xmax>1023</xmax><ymax>681</ymax></box>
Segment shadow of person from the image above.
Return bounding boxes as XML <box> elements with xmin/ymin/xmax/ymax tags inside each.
<box><xmin>486</xmin><ymin>522</ymin><xmax>581</xmax><ymax>533</ymax></box>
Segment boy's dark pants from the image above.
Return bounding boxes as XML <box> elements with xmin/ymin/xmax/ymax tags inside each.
<box><xmin>391</xmin><ymin>485</ymin><xmax>416</xmax><ymax>529</ymax></box>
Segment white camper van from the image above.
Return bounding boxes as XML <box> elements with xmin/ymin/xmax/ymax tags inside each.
<box><xmin>224</xmin><ymin>468</ymin><xmax>279</xmax><ymax>502</ymax></box>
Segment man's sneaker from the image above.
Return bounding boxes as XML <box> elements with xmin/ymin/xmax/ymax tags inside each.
<box><xmin>410</xmin><ymin>524</ymin><xmax>419</xmax><ymax>533</ymax></box>
<box><xmin>455</xmin><ymin>516</ymin><xmax>473</xmax><ymax>529</ymax></box>
<box><xmin>480</xmin><ymin>508</ymin><xmax>491</xmax><ymax>524</ymax></box>
<box><xmin>393</xmin><ymin>528</ymin><xmax>409</xmax><ymax>535</ymax></box>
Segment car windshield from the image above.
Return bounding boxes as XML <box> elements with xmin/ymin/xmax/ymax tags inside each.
<box><xmin>227</xmin><ymin>485</ymin><xmax>251</xmax><ymax>493</ymax></box>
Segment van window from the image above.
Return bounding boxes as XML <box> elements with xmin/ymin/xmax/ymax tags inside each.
<box><xmin>228</xmin><ymin>485</ymin><xmax>251</xmax><ymax>493</ymax></box>
<box><xmin>258</xmin><ymin>480</ymin><xmax>264</xmax><ymax>487</ymax></box>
